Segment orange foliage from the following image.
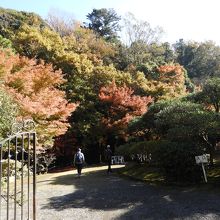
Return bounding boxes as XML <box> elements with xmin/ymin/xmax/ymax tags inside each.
<box><xmin>157</xmin><ymin>64</ymin><xmax>185</xmax><ymax>85</ymax></box>
<box><xmin>99</xmin><ymin>81</ymin><xmax>153</xmax><ymax>134</ymax></box>
<box><xmin>0</xmin><ymin>49</ymin><xmax>77</xmax><ymax>143</ymax></box>
<box><xmin>156</xmin><ymin>64</ymin><xmax>187</xmax><ymax>98</ymax></box>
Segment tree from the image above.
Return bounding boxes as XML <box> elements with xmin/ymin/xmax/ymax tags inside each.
<box><xmin>46</xmin><ymin>9</ymin><xmax>78</xmax><ymax>37</ymax></box>
<box><xmin>125</xmin><ymin>40</ymin><xmax>149</xmax><ymax>65</ymax></box>
<box><xmin>63</xmin><ymin>26</ymin><xmax>116</xmax><ymax>66</ymax></box>
<box><xmin>128</xmin><ymin>100</ymin><xmax>173</xmax><ymax>141</ymax></box>
<box><xmin>201</xmin><ymin>77</ymin><xmax>220</xmax><ymax>113</ymax></box>
<box><xmin>12</xmin><ymin>24</ymin><xmax>64</xmax><ymax>62</ymax></box>
<box><xmin>122</xmin><ymin>12</ymin><xmax>163</xmax><ymax>46</ymax></box>
<box><xmin>156</xmin><ymin>101</ymin><xmax>220</xmax><ymax>165</ymax></box>
<box><xmin>0</xmin><ymin>7</ymin><xmax>48</xmax><ymax>38</ymax></box>
<box><xmin>85</xmin><ymin>8</ymin><xmax>121</xmax><ymax>41</ymax></box>
<box><xmin>147</xmin><ymin>64</ymin><xmax>188</xmax><ymax>100</ymax></box>
<box><xmin>0</xmin><ymin>50</ymin><xmax>77</xmax><ymax>145</ymax></box>
<box><xmin>99</xmin><ymin>81</ymin><xmax>153</xmax><ymax>146</ymax></box>
<box><xmin>191</xmin><ymin>77</ymin><xmax>220</xmax><ymax>113</ymax></box>
<box><xmin>120</xmin><ymin>13</ymin><xmax>172</xmax><ymax>69</ymax></box>
<box><xmin>129</xmin><ymin>99</ymin><xmax>220</xmax><ymax>166</ymax></box>
<box><xmin>174</xmin><ymin>39</ymin><xmax>220</xmax><ymax>81</ymax></box>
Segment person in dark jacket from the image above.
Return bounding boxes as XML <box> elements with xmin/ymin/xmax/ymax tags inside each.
<box><xmin>74</xmin><ymin>148</ymin><xmax>85</xmax><ymax>178</ymax></box>
<box><xmin>105</xmin><ymin>145</ymin><xmax>113</xmax><ymax>173</ymax></box>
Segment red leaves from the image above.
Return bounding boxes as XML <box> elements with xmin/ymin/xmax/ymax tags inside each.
<box><xmin>99</xmin><ymin>81</ymin><xmax>153</xmax><ymax>133</ymax></box>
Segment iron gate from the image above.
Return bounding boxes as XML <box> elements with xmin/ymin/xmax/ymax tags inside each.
<box><xmin>0</xmin><ymin>119</ymin><xmax>36</xmax><ymax>220</ymax></box>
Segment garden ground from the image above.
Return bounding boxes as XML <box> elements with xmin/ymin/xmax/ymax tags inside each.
<box><xmin>3</xmin><ymin>164</ymin><xmax>220</xmax><ymax>219</ymax></box>
<box><xmin>27</xmin><ymin>165</ymin><xmax>220</xmax><ymax>220</ymax></box>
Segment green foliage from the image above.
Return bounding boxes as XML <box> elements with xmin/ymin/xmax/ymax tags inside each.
<box><xmin>13</xmin><ymin>24</ymin><xmax>64</xmax><ymax>62</ymax></box>
<box><xmin>153</xmin><ymin>141</ymin><xmax>202</xmax><ymax>182</ymax></box>
<box><xmin>155</xmin><ymin>101</ymin><xmax>216</xmax><ymax>141</ymax></box>
<box><xmin>0</xmin><ymin>88</ymin><xmax>18</xmax><ymax>139</ymax></box>
<box><xmin>1</xmin><ymin>159</ymin><xmax>28</xmax><ymax>177</ymax></box>
<box><xmin>118</xmin><ymin>139</ymin><xmax>203</xmax><ymax>182</ymax></box>
<box><xmin>200</xmin><ymin>77</ymin><xmax>220</xmax><ymax>112</ymax></box>
<box><xmin>117</xmin><ymin>140</ymin><xmax>158</xmax><ymax>158</ymax></box>
<box><xmin>155</xmin><ymin>101</ymin><xmax>202</xmax><ymax>137</ymax></box>
<box><xmin>117</xmin><ymin>41</ymin><xmax>174</xmax><ymax>70</ymax></box>
<box><xmin>0</xmin><ymin>7</ymin><xmax>48</xmax><ymax>38</ymax></box>
<box><xmin>155</xmin><ymin>100</ymin><xmax>220</xmax><ymax>165</ymax></box>
<box><xmin>0</xmin><ymin>35</ymin><xmax>13</xmax><ymax>49</ymax></box>
<box><xmin>128</xmin><ymin>99</ymin><xmax>220</xmax><ymax>169</ymax></box>
<box><xmin>174</xmin><ymin>39</ymin><xmax>220</xmax><ymax>80</ymax></box>
<box><xmin>128</xmin><ymin>100</ymin><xmax>173</xmax><ymax>140</ymax></box>
<box><xmin>86</xmin><ymin>8</ymin><xmax>121</xmax><ymax>41</ymax></box>
<box><xmin>184</xmin><ymin>77</ymin><xmax>220</xmax><ymax>113</ymax></box>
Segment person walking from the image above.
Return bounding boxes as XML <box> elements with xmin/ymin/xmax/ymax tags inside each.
<box><xmin>74</xmin><ymin>148</ymin><xmax>85</xmax><ymax>178</ymax></box>
<box><xmin>105</xmin><ymin>145</ymin><xmax>113</xmax><ymax>173</ymax></box>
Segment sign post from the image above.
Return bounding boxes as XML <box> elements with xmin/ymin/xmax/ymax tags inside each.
<box><xmin>201</xmin><ymin>163</ymin><xmax>207</xmax><ymax>183</ymax></box>
<box><xmin>195</xmin><ymin>154</ymin><xmax>209</xmax><ymax>183</ymax></box>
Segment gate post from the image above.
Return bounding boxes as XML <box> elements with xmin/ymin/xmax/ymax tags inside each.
<box><xmin>0</xmin><ymin>143</ymin><xmax>2</xmax><ymax>220</ymax></box>
<box><xmin>33</xmin><ymin>132</ymin><xmax>36</xmax><ymax>220</ymax></box>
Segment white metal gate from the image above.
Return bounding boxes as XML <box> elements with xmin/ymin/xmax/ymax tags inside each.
<box><xmin>0</xmin><ymin>120</ymin><xmax>36</xmax><ymax>220</ymax></box>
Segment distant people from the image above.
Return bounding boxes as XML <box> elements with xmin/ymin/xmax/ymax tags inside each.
<box><xmin>74</xmin><ymin>148</ymin><xmax>85</xmax><ymax>178</ymax></box>
<box><xmin>105</xmin><ymin>145</ymin><xmax>113</xmax><ymax>173</ymax></box>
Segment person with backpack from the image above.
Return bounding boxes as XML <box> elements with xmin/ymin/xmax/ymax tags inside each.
<box><xmin>74</xmin><ymin>148</ymin><xmax>85</xmax><ymax>178</ymax></box>
<box><xmin>105</xmin><ymin>145</ymin><xmax>113</xmax><ymax>173</ymax></box>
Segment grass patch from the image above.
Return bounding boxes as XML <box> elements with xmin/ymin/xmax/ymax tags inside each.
<box><xmin>206</xmin><ymin>165</ymin><xmax>220</xmax><ymax>185</ymax></box>
<box><xmin>118</xmin><ymin>162</ymin><xmax>220</xmax><ymax>188</ymax></box>
<box><xmin>118</xmin><ymin>162</ymin><xmax>164</xmax><ymax>185</ymax></box>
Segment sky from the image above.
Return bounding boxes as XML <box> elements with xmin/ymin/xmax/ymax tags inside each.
<box><xmin>0</xmin><ymin>0</ymin><xmax>220</xmax><ymax>45</ymax></box>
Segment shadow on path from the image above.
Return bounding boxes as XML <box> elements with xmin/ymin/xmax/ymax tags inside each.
<box><xmin>42</xmin><ymin>167</ymin><xmax>220</xmax><ymax>220</ymax></box>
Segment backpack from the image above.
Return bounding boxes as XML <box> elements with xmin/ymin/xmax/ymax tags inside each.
<box><xmin>75</xmin><ymin>152</ymin><xmax>83</xmax><ymax>164</ymax></box>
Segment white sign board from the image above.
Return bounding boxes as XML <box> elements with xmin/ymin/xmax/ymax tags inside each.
<box><xmin>111</xmin><ymin>156</ymin><xmax>124</xmax><ymax>165</ymax></box>
<box><xmin>195</xmin><ymin>154</ymin><xmax>209</xmax><ymax>183</ymax></box>
<box><xmin>195</xmin><ymin>155</ymin><xmax>208</xmax><ymax>164</ymax></box>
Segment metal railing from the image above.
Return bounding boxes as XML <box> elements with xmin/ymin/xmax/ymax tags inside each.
<box><xmin>0</xmin><ymin>120</ymin><xmax>36</xmax><ymax>220</ymax></box>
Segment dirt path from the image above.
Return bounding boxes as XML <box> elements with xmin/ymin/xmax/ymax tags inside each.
<box><xmin>7</xmin><ymin>165</ymin><xmax>220</xmax><ymax>220</ymax></box>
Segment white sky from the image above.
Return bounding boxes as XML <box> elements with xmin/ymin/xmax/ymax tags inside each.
<box><xmin>1</xmin><ymin>0</ymin><xmax>220</xmax><ymax>45</ymax></box>
<box><xmin>115</xmin><ymin>0</ymin><xmax>220</xmax><ymax>44</ymax></box>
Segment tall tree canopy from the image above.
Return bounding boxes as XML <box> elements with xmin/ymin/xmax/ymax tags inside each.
<box><xmin>174</xmin><ymin>39</ymin><xmax>220</xmax><ymax>81</ymax></box>
<box><xmin>46</xmin><ymin>9</ymin><xmax>78</xmax><ymax>37</ymax></box>
<box><xmin>190</xmin><ymin>77</ymin><xmax>220</xmax><ymax>113</ymax></box>
<box><xmin>122</xmin><ymin>12</ymin><xmax>164</xmax><ymax>46</ymax></box>
<box><xmin>86</xmin><ymin>8</ymin><xmax>121</xmax><ymax>41</ymax></box>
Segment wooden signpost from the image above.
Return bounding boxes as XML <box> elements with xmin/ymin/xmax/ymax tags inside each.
<box><xmin>195</xmin><ymin>154</ymin><xmax>209</xmax><ymax>183</ymax></box>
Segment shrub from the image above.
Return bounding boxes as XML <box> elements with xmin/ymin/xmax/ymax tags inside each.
<box><xmin>154</xmin><ymin>140</ymin><xmax>203</xmax><ymax>182</ymax></box>
<box><xmin>118</xmin><ymin>139</ymin><xmax>204</xmax><ymax>182</ymax></box>
<box><xmin>1</xmin><ymin>159</ymin><xmax>29</xmax><ymax>178</ymax></box>
<box><xmin>117</xmin><ymin>141</ymin><xmax>160</xmax><ymax>164</ymax></box>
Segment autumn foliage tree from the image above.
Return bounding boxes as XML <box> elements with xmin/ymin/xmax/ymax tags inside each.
<box><xmin>148</xmin><ymin>64</ymin><xmax>188</xmax><ymax>100</ymax></box>
<box><xmin>0</xmin><ymin>49</ymin><xmax>77</xmax><ymax>146</ymax></box>
<box><xmin>99</xmin><ymin>81</ymin><xmax>153</xmax><ymax>145</ymax></box>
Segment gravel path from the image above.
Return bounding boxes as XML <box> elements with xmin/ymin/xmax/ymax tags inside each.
<box><xmin>5</xmin><ymin>165</ymin><xmax>220</xmax><ymax>220</ymax></box>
